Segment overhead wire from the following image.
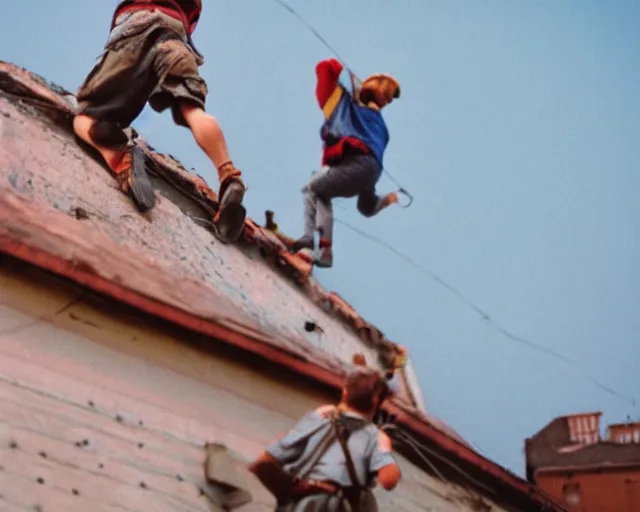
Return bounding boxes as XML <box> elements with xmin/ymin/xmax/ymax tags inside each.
<box><xmin>272</xmin><ymin>0</ymin><xmax>634</xmax><ymax>406</ymax></box>
<box><xmin>382</xmin><ymin>424</ymin><xmax>496</xmax><ymax>497</ymax></box>
<box><xmin>382</xmin><ymin>425</ymin><xmax>446</xmax><ymax>483</ymax></box>
<box><xmin>334</xmin><ymin>218</ymin><xmax>637</xmax><ymax>406</ymax></box>
<box><xmin>270</xmin><ymin>0</ymin><xmax>413</xmax><ymax>208</ymax></box>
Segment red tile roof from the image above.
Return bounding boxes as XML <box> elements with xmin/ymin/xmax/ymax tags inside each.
<box><xmin>0</xmin><ymin>60</ymin><xmax>564</xmax><ymax>511</ymax></box>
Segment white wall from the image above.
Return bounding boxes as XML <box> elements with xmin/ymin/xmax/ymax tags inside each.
<box><xmin>0</xmin><ymin>261</ymin><xmax>507</xmax><ymax>511</ymax></box>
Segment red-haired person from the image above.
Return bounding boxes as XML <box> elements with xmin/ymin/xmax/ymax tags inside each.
<box><xmin>292</xmin><ymin>58</ymin><xmax>401</xmax><ymax>267</ymax></box>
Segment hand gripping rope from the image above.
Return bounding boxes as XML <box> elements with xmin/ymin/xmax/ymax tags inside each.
<box><xmin>272</xmin><ymin>0</ymin><xmax>414</xmax><ymax>209</ymax></box>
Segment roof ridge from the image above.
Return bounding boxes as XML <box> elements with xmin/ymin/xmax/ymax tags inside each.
<box><xmin>0</xmin><ymin>59</ymin><xmax>407</xmax><ymax>375</ymax></box>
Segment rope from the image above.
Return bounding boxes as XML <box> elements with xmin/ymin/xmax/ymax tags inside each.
<box><xmin>270</xmin><ymin>0</ymin><xmax>413</xmax><ymax>208</ymax></box>
<box><xmin>271</xmin><ymin>0</ymin><xmax>353</xmax><ymax>72</ymax></box>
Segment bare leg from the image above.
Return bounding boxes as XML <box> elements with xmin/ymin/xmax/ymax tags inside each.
<box><xmin>179</xmin><ymin>102</ymin><xmax>237</xmax><ymax>179</ymax></box>
<box><xmin>72</xmin><ymin>114</ymin><xmax>127</xmax><ymax>170</ymax></box>
<box><xmin>179</xmin><ymin>101</ymin><xmax>245</xmax><ymax>240</ymax></box>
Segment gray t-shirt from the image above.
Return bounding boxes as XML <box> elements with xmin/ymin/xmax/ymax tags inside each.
<box><xmin>267</xmin><ymin>405</ymin><xmax>396</xmax><ymax>487</ymax></box>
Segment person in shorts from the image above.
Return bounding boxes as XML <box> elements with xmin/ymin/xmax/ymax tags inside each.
<box><xmin>73</xmin><ymin>0</ymin><xmax>246</xmax><ymax>236</ymax></box>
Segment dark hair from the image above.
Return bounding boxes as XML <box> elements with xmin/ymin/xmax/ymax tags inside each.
<box><xmin>344</xmin><ymin>369</ymin><xmax>390</xmax><ymax>413</ymax></box>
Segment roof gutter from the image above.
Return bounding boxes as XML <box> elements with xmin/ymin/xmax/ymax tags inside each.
<box><xmin>0</xmin><ymin>234</ymin><xmax>561</xmax><ymax>511</ymax></box>
<box><xmin>535</xmin><ymin>461</ymin><xmax>640</xmax><ymax>476</ymax></box>
<box><xmin>0</xmin><ymin>233</ymin><xmax>344</xmax><ymax>391</ymax></box>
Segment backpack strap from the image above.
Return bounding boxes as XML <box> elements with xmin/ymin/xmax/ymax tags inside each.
<box><xmin>291</xmin><ymin>420</ymin><xmax>338</xmax><ymax>481</ymax></box>
<box><xmin>331</xmin><ymin>411</ymin><xmax>363</xmax><ymax>489</ymax></box>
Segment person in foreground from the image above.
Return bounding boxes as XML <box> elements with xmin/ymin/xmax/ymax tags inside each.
<box><xmin>72</xmin><ymin>0</ymin><xmax>246</xmax><ymax>242</ymax></box>
<box><xmin>249</xmin><ymin>355</ymin><xmax>401</xmax><ymax>511</ymax></box>
<box><xmin>292</xmin><ymin>58</ymin><xmax>402</xmax><ymax>268</ymax></box>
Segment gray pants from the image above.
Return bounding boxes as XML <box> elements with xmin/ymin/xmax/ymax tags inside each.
<box><xmin>303</xmin><ymin>154</ymin><xmax>385</xmax><ymax>242</ymax></box>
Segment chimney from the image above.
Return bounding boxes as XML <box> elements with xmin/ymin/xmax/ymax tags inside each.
<box><xmin>607</xmin><ymin>422</ymin><xmax>640</xmax><ymax>444</ymax></box>
<box><xmin>566</xmin><ymin>412</ymin><xmax>602</xmax><ymax>445</ymax></box>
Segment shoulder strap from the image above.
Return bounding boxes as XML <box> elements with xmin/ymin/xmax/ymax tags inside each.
<box><xmin>289</xmin><ymin>408</ymin><xmax>369</xmax><ymax>487</ymax></box>
<box><xmin>292</xmin><ymin>419</ymin><xmax>338</xmax><ymax>481</ymax></box>
<box><xmin>288</xmin><ymin>406</ymin><xmax>342</xmax><ymax>480</ymax></box>
<box><xmin>331</xmin><ymin>412</ymin><xmax>363</xmax><ymax>489</ymax></box>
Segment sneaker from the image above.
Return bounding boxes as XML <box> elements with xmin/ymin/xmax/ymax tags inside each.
<box><xmin>220</xmin><ymin>179</ymin><xmax>245</xmax><ymax>208</ymax></box>
<box><xmin>314</xmin><ymin>244</ymin><xmax>333</xmax><ymax>268</ymax></box>
<box><xmin>292</xmin><ymin>235</ymin><xmax>314</xmax><ymax>253</ymax></box>
<box><xmin>112</xmin><ymin>146</ymin><xmax>156</xmax><ymax>213</ymax></box>
<box><xmin>212</xmin><ymin>172</ymin><xmax>247</xmax><ymax>243</ymax></box>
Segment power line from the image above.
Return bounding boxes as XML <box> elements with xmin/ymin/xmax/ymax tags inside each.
<box><xmin>334</xmin><ymin>217</ymin><xmax>637</xmax><ymax>406</ymax></box>
<box><xmin>384</xmin><ymin>424</ymin><xmax>496</xmax><ymax>497</ymax></box>
<box><xmin>270</xmin><ymin>0</ymin><xmax>634</xmax><ymax>406</ymax></box>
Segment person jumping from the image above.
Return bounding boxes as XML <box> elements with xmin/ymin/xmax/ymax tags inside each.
<box><xmin>292</xmin><ymin>58</ymin><xmax>401</xmax><ymax>268</ymax></box>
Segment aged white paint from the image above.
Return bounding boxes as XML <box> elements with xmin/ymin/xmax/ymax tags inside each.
<box><xmin>0</xmin><ymin>262</ymin><xmax>508</xmax><ymax>511</ymax></box>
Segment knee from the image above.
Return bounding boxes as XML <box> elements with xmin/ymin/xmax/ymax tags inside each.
<box><xmin>305</xmin><ymin>168</ymin><xmax>331</xmax><ymax>198</ymax></box>
<box><xmin>357</xmin><ymin>197</ymin><xmax>376</xmax><ymax>217</ymax></box>
<box><xmin>308</xmin><ymin>187</ymin><xmax>329</xmax><ymax>205</ymax></box>
<box><xmin>72</xmin><ymin>114</ymin><xmax>93</xmax><ymax>140</ymax></box>
<box><xmin>73</xmin><ymin>114</ymin><xmax>128</xmax><ymax>148</ymax></box>
<box><xmin>318</xmin><ymin>195</ymin><xmax>331</xmax><ymax>206</ymax></box>
<box><xmin>178</xmin><ymin>101</ymin><xmax>205</xmax><ymax>127</ymax></box>
<box><xmin>82</xmin><ymin>118</ymin><xmax>129</xmax><ymax>147</ymax></box>
<box><xmin>304</xmin><ymin>188</ymin><xmax>319</xmax><ymax>203</ymax></box>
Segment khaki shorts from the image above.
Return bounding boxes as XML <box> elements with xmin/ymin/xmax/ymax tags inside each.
<box><xmin>76</xmin><ymin>9</ymin><xmax>207</xmax><ymax>128</ymax></box>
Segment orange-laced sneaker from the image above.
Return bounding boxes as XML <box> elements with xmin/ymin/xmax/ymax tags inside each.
<box><xmin>112</xmin><ymin>152</ymin><xmax>133</xmax><ymax>194</ymax></box>
<box><xmin>109</xmin><ymin>147</ymin><xmax>156</xmax><ymax>213</ymax></box>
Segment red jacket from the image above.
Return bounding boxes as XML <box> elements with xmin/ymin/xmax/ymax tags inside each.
<box><xmin>316</xmin><ymin>58</ymin><xmax>370</xmax><ymax>165</ymax></box>
<box><xmin>112</xmin><ymin>0</ymin><xmax>202</xmax><ymax>35</ymax></box>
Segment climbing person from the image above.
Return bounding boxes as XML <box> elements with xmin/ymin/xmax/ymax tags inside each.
<box><xmin>73</xmin><ymin>0</ymin><xmax>246</xmax><ymax>242</ymax></box>
<box><xmin>248</xmin><ymin>355</ymin><xmax>401</xmax><ymax>511</ymax></box>
<box><xmin>292</xmin><ymin>58</ymin><xmax>402</xmax><ymax>268</ymax></box>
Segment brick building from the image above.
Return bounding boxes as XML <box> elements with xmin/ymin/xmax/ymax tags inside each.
<box><xmin>526</xmin><ymin>412</ymin><xmax>640</xmax><ymax>511</ymax></box>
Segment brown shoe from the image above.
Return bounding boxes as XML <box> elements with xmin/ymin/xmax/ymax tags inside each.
<box><xmin>217</xmin><ymin>162</ymin><xmax>246</xmax><ymax>206</ymax></box>
<box><xmin>111</xmin><ymin>147</ymin><xmax>156</xmax><ymax>213</ymax></box>
<box><xmin>212</xmin><ymin>163</ymin><xmax>246</xmax><ymax>243</ymax></box>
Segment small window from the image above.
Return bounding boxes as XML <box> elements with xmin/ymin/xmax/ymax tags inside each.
<box><xmin>563</xmin><ymin>482</ymin><xmax>581</xmax><ymax>506</ymax></box>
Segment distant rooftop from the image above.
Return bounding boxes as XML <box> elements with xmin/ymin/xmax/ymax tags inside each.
<box><xmin>526</xmin><ymin>411</ymin><xmax>640</xmax><ymax>477</ymax></box>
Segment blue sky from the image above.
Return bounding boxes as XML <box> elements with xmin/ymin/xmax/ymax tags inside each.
<box><xmin>2</xmin><ymin>1</ymin><xmax>639</xmax><ymax>475</ymax></box>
